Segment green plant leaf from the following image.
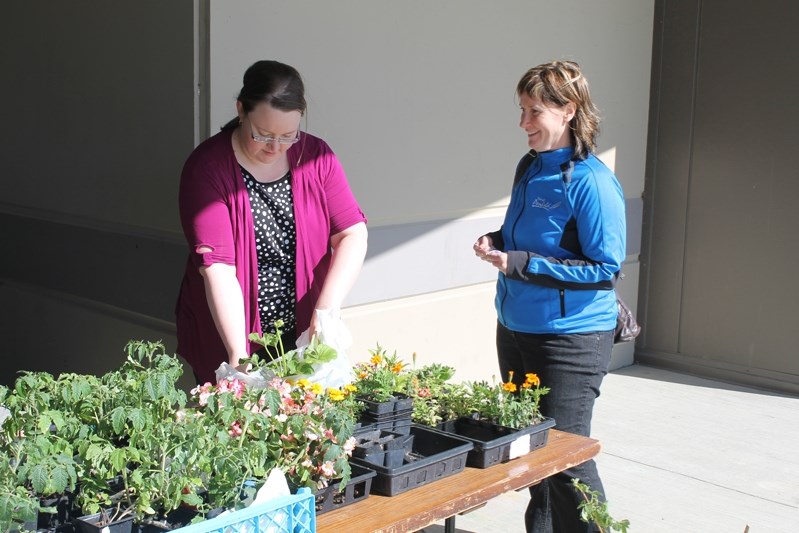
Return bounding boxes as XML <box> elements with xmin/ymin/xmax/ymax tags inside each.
<box><xmin>111</xmin><ymin>407</ymin><xmax>127</xmax><ymax>434</ymax></box>
<box><xmin>29</xmin><ymin>464</ymin><xmax>48</xmax><ymax>494</ymax></box>
<box><xmin>128</xmin><ymin>408</ymin><xmax>147</xmax><ymax>431</ymax></box>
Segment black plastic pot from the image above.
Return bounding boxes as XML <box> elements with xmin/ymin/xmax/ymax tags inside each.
<box><xmin>76</xmin><ymin>511</ymin><xmax>134</xmax><ymax>533</ymax></box>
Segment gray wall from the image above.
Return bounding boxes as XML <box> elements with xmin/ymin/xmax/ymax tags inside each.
<box><xmin>639</xmin><ymin>0</ymin><xmax>799</xmax><ymax>394</ymax></box>
<box><xmin>0</xmin><ymin>1</ymin><xmax>194</xmax><ymax>387</ymax></box>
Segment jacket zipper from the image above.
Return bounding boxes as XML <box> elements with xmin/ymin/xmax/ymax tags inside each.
<box><xmin>559</xmin><ymin>289</ymin><xmax>566</xmax><ymax>317</ymax></box>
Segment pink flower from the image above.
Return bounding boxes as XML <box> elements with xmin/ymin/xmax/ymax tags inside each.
<box><xmin>191</xmin><ymin>382</ymin><xmax>215</xmax><ymax>406</ymax></box>
<box><xmin>228</xmin><ymin>421</ymin><xmax>243</xmax><ymax>437</ymax></box>
<box><xmin>216</xmin><ymin>378</ymin><xmax>245</xmax><ymax>399</ymax></box>
<box><xmin>269</xmin><ymin>377</ymin><xmax>292</xmax><ymax>397</ymax></box>
<box><xmin>343</xmin><ymin>436</ymin><xmax>357</xmax><ymax>454</ymax></box>
<box><xmin>417</xmin><ymin>387</ymin><xmax>432</xmax><ymax>398</ymax></box>
<box><xmin>319</xmin><ymin>461</ymin><xmax>336</xmax><ymax>478</ymax></box>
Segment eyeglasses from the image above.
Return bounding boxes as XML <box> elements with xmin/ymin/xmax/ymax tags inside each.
<box><xmin>249</xmin><ymin>123</ymin><xmax>302</xmax><ymax>145</ymax></box>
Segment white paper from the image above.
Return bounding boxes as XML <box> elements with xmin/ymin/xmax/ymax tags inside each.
<box><xmin>508</xmin><ymin>434</ymin><xmax>532</xmax><ymax>460</ymax></box>
<box><xmin>252</xmin><ymin>468</ymin><xmax>291</xmax><ymax>506</ymax></box>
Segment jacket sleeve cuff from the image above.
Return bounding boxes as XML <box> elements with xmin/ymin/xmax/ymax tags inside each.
<box><xmin>505</xmin><ymin>251</ymin><xmax>534</xmax><ymax>281</ymax></box>
<box><xmin>484</xmin><ymin>230</ymin><xmax>505</xmax><ymax>251</ymax></box>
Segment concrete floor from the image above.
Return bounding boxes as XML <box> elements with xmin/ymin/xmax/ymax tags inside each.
<box><xmin>422</xmin><ymin>364</ymin><xmax>799</xmax><ymax>533</ymax></box>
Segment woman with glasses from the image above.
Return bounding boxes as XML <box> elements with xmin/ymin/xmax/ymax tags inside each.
<box><xmin>176</xmin><ymin>60</ymin><xmax>367</xmax><ymax>385</ymax></box>
<box><xmin>474</xmin><ymin>60</ymin><xmax>626</xmax><ymax>532</ymax></box>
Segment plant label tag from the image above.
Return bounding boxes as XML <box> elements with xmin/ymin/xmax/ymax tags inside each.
<box><xmin>508</xmin><ymin>434</ymin><xmax>531</xmax><ymax>459</ymax></box>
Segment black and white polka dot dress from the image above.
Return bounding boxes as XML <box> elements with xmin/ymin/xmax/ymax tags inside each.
<box><xmin>241</xmin><ymin>166</ymin><xmax>297</xmax><ymax>338</ymax></box>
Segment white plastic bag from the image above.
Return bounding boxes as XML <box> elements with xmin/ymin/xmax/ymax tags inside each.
<box><xmin>214</xmin><ymin>309</ymin><xmax>354</xmax><ymax>389</ymax></box>
<box><xmin>214</xmin><ymin>361</ymin><xmax>271</xmax><ymax>388</ymax></box>
<box><xmin>296</xmin><ymin>309</ymin><xmax>355</xmax><ymax>389</ymax></box>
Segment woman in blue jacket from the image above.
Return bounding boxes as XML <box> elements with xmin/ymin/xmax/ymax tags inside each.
<box><xmin>474</xmin><ymin>60</ymin><xmax>626</xmax><ymax>533</ymax></box>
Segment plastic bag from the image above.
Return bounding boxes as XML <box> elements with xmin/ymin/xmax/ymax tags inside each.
<box><xmin>214</xmin><ymin>309</ymin><xmax>354</xmax><ymax>388</ymax></box>
<box><xmin>296</xmin><ymin>309</ymin><xmax>355</xmax><ymax>388</ymax></box>
<box><xmin>214</xmin><ymin>362</ymin><xmax>271</xmax><ymax>388</ymax></box>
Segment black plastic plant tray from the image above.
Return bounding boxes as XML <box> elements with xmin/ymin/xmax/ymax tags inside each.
<box><xmin>359</xmin><ymin>407</ymin><xmax>414</xmax><ymax>422</ymax></box>
<box><xmin>314</xmin><ymin>463</ymin><xmax>377</xmax><ymax>515</ymax></box>
<box><xmin>435</xmin><ymin>417</ymin><xmax>556</xmax><ymax>468</ymax></box>
<box><xmin>357</xmin><ymin>394</ymin><xmax>414</xmax><ymax>416</ymax></box>
<box><xmin>350</xmin><ymin>425</ymin><xmax>473</xmax><ymax>496</ymax></box>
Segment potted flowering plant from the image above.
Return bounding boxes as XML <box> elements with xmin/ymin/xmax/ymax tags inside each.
<box><xmin>405</xmin><ymin>359</ymin><xmax>458</xmax><ymax>428</ymax></box>
<box><xmin>465</xmin><ymin>371</ymin><xmax>550</xmax><ymax>429</ymax></box>
<box><xmin>189</xmin><ymin>375</ymin><xmax>357</xmax><ymax>503</ymax></box>
<box><xmin>351</xmin><ymin>345</ymin><xmax>414</xmax><ymax>417</ymax></box>
<box><xmin>438</xmin><ymin>372</ymin><xmax>554</xmax><ymax>468</ymax></box>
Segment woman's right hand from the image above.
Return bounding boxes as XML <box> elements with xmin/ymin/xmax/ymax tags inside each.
<box><xmin>473</xmin><ymin>235</ymin><xmax>495</xmax><ymax>258</ymax></box>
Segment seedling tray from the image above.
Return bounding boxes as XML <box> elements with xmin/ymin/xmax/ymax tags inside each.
<box><xmin>435</xmin><ymin>417</ymin><xmax>556</xmax><ymax>468</ymax></box>
<box><xmin>351</xmin><ymin>425</ymin><xmax>473</xmax><ymax>496</ymax></box>
<box><xmin>357</xmin><ymin>394</ymin><xmax>414</xmax><ymax>416</ymax></box>
<box><xmin>314</xmin><ymin>463</ymin><xmax>377</xmax><ymax>515</ymax></box>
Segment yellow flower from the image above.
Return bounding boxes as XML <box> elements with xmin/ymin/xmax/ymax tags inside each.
<box><xmin>344</xmin><ymin>383</ymin><xmax>357</xmax><ymax>394</ymax></box>
<box><xmin>391</xmin><ymin>363</ymin><xmax>403</xmax><ymax>374</ymax></box>
<box><xmin>327</xmin><ymin>388</ymin><xmax>346</xmax><ymax>401</ymax></box>
<box><xmin>502</xmin><ymin>381</ymin><xmax>517</xmax><ymax>393</ymax></box>
<box><xmin>525</xmin><ymin>373</ymin><xmax>540</xmax><ymax>387</ymax></box>
<box><xmin>296</xmin><ymin>378</ymin><xmax>310</xmax><ymax>390</ymax></box>
<box><xmin>370</xmin><ymin>354</ymin><xmax>382</xmax><ymax>366</ymax></box>
<box><xmin>310</xmin><ymin>383</ymin><xmax>323</xmax><ymax>395</ymax></box>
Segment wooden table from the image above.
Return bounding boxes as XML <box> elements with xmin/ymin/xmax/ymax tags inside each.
<box><xmin>316</xmin><ymin>429</ymin><xmax>600</xmax><ymax>532</ymax></box>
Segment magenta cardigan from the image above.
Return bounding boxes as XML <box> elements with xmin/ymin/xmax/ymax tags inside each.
<box><xmin>175</xmin><ymin>128</ymin><xmax>366</xmax><ymax>383</ymax></box>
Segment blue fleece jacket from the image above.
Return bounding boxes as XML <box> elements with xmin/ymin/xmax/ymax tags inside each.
<box><xmin>489</xmin><ymin>147</ymin><xmax>626</xmax><ymax>334</ymax></box>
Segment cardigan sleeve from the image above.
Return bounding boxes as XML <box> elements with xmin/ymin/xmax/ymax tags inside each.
<box><xmin>178</xmin><ymin>146</ymin><xmax>237</xmax><ymax>269</ymax></box>
<box><xmin>318</xmin><ymin>143</ymin><xmax>367</xmax><ymax>234</ymax></box>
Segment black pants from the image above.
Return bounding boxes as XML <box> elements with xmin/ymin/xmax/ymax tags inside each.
<box><xmin>496</xmin><ymin>322</ymin><xmax>613</xmax><ymax>533</ymax></box>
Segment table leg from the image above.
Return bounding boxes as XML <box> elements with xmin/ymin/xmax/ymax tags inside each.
<box><xmin>444</xmin><ymin>515</ymin><xmax>456</xmax><ymax>533</ymax></box>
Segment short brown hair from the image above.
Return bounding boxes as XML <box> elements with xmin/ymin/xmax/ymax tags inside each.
<box><xmin>516</xmin><ymin>60</ymin><xmax>600</xmax><ymax>160</ymax></box>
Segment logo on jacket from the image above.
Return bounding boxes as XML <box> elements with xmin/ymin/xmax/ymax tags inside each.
<box><xmin>531</xmin><ymin>197</ymin><xmax>561</xmax><ymax>210</ymax></box>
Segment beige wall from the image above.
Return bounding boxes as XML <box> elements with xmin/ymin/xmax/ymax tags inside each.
<box><xmin>209</xmin><ymin>0</ymin><xmax>653</xmax><ymax>374</ymax></box>
<box><xmin>1</xmin><ymin>1</ymin><xmax>653</xmax><ymax>386</ymax></box>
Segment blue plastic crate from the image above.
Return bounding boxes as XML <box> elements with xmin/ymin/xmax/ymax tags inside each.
<box><xmin>171</xmin><ymin>487</ymin><xmax>315</xmax><ymax>533</ymax></box>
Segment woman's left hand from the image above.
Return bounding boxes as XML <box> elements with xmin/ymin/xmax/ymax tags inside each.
<box><xmin>482</xmin><ymin>250</ymin><xmax>508</xmax><ymax>274</ymax></box>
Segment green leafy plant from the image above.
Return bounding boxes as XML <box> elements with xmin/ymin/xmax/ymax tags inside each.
<box><xmin>572</xmin><ymin>478</ymin><xmax>630</xmax><ymax>533</ymax></box>
<box><xmin>248</xmin><ymin>320</ymin><xmax>338</xmax><ymax>378</ymax></box>
<box><xmin>406</xmin><ymin>359</ymin><xmax>458</xmax><ymax>427</ymax></box>
<box><xmin>352</xmin><ymin>344</ymin><xmax>410</xmax><ymax>402</ymax></box>
<box><xmin>0</xmin><ymin>446</ymin><xmax>38</xmax><ymax>533</ymax></box>
<box><xmin>431</xmin><ymin>372</ymin><xmax>550</xmax><ymax>429</ymax></box>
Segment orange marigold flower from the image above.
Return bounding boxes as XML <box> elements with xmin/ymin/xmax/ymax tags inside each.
<box><xmin>502</xmin><ymin>382</ymin><xmax>517</xmax><ymax>393</ymax></box>
<box><xmin>358</xmin><ymin>371</ymin><xmax>368</xmax><ymax>379</ymax></box>
<box><xmin>525</xmin><ymin>373</ymin><xmax>540</xmax><ymax>386</ymax></box>
<box><xmin>391</xmin><ymin>363</ymin><xmax>403</xmax><ymax>374</ymax></box>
